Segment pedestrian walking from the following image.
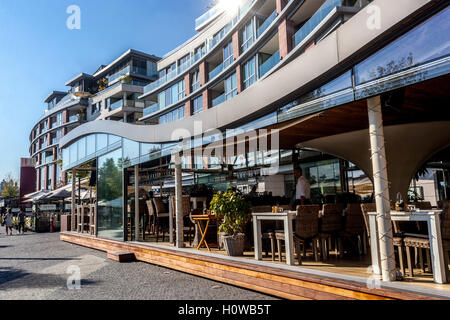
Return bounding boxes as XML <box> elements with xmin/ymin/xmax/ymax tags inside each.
<box><xmin>18</xmin><ymin>209</ymin><xmax>26</xmax><ymax>234</ymax></box>
<box><xmin>5</xmin><ymin>208</ymin><xmax>14</xmax><ymax>236</ymax></box>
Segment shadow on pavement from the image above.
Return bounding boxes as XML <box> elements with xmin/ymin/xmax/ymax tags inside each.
<box><xmin>0</xmin><ymin>267</ymin><xmax>99</xmax><ymax>289</ymax></box>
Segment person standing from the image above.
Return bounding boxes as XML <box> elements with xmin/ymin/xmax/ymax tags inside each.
<box><xmin>293</xmin><ymin>167</ymin><xmax>311</xmax><ymax>208</ymax></box>
<box><xmin>18</xmin><ymin>209</ymin><xmax>26</xmax><ymax>234</ymax></box>
<box><xmin>5</xmin><ymin>208</ymin><xmax>14</xmax><ymax>236</ymax></box>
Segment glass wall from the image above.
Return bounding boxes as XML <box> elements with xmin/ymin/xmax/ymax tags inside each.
<box><xmin>97</xmin><ymin>148</ymin><xmax>124</xmax><ymax>240</ymax></box>
<box><xmin>354</xmin><ymin>6</ymin><xmax>450</xmax><ymax>85</ymax></box>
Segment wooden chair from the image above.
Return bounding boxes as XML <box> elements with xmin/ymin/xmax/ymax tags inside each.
<box><xmin>88</xmin><ymin>204</ymin><xmax>96</xmax><ymax>236</ymax></box>
<box><xmin>276</xmin><ymin>205</ymin><xmax>321</xmax><ymax>265</ymax></box>
<box><xmin>153</xmin><ymin>198</ymin><xmax>170</xmax><ymax>242</ymax></box>
<box><xmin>318</xmin><ymin>204</ymin><xmax>345</xmax><ymax>262</ymax></box>
<box><xmin>76</xmin><ymin>205</ymin><xmax>89</xmax><ymax>234</ymax></box>
<box><xmin>338</xmin><ymin>203</ymin><xmax>366</xmax><ymax>257</ymax></box>
<box><xmin>171</xmin><ymin>195</ymin><xmax>195</xmax><ymax>245</ymax></box>
<box><xmin>360</xmin><ymin>203</ymin><xmax>407</xmax><ymax>276</ymax></box>
<box><xmin>251</xmin><ymin>206</ymin><xmax>277</xmax><ymax>261</ymax></box>
<box><xmin>403</xmin><ymin>201</ymin><xmax>450</xmax><ymax>278</ymax></box>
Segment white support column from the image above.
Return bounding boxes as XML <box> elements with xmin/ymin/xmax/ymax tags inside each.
<box><xmin>367</xmin><ymin>96</ymin><xmax>396</xmax><ymax>282</ymax></box>
<box><xmin>175</xmin><ymin>161</ymin><xmax>184</xmax><ymax>248</ymax></box>
<box><xmin>134</xmin><ymin>165</ymin><xmax>140</xmax><ymax>242</ymax></box>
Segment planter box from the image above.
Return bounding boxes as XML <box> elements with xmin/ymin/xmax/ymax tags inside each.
<box><xmin>222</xmin><ymin>234</ymin><xmax>246</xmax><ymax>256</ymax></box>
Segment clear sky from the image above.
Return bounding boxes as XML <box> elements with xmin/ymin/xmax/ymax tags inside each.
<box><xmin>0</xmin><ymin>0</ymin><xmax>210</xmax><ymax>181</ymax></box>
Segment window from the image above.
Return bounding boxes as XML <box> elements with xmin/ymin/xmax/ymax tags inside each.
<box><xmin>195</xmin><ymin>44</ymin><xmax>206</xmax><ymax>58</ymax></box>
<box><xmin>98</xmin><ymin>101</ymin><xmax>103</xmax><ymax>110</ymax></box>
<box><xmin>159</xmin><ymin>80</ymin><xmax>185</xmax><ymax>109</ymax></box>
<box><xmin>192</xmin><ymin>96</ymin><xmax>203</xmax><ymax>115</ymax></box>
<box><xmin>241</xmin><ymin>19</ymin><xmax>255</xmax><ymax>53</ymax></box>
<box><xmin>225</xmin><ymin>73</ymin><xmax>238</xmax><ymax>100</ymax></box>
<box><xmin>159</xmin><ymin>106</ymin><xmax>185</xmax><ymax>124</ymax></box>
<box><xmin>56</xmin><ymin>112</ymin><xmax>63</xmax><ymax>126</ymax></box>
<box><xmin>243</xmin><ymin>56</ymin><xmax>257</xmax><ymax>89</ymax></box>
<box><xmin>191</xmin><ymin>69</ymin><xmax>201</xmax><ymax>92</ymax></box>
<box><xmin>91</xmin><ymin>103</ymin><xmax>97</xmax><ymax>115</ymax></box>
<box><xmin>223</xmin><ymin>41</ymin><xmax>234</xmax><ymax>68</ymax></box>
<box><xmin>178</xmin><ymin>54</ymin><xmax>191</xmax><ymax>67</ymax></box>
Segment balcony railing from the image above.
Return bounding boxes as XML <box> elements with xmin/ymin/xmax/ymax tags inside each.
<box><xmin>143</xmin><ymin>103</ymin><xmax>160</xmax><ymax>117</ymax></box>
<box><xmin>109</xmin><ymin>99</ymin><xmax>138</xmax><ymax>111</ymax></box>
<box><xmin>108</xmin><ymin>66</ymin><xmax>131</xmax><ymax>83</ymax></box>
<box><xmin>209</xmin><ymin>63</ymin><xmax>225</xmax><ymax>81</ymax></box>
<box><xmin>259</xmin><ymin>50</ymin><xmax>280</xmax><ymax>78</ymax></box>
<box><xmin>143</xmin><ymin>0</ymin><xmax>256</xmax><ymax>96</ymax></box>
<box><xmin>293</xmin><ymin>0</ymin><xmax>363</xmax><ymax>48</ymax></box>
<box><xmin>257</xmin><ymin>10</ymin><xmax>277</xmax><ymax>38</ymax></box>
<box><xmin>212</xmin><ymin>94</ymin><xmax>225</xmax><ymax>107</ymax></box>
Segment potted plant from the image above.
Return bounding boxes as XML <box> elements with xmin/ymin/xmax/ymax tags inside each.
<box><xmin>210</xmin><ymin>190</ymin><xmax>251</xmax><ymax>256</ymax></box>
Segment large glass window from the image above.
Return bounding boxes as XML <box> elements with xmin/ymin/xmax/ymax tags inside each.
<box><xmin>97</xmin><ymin>148</ymin><xmax>124</xmax><ymax>240</ymax></box>
<box><xmin>225</xmin><ymin>73</ymin><xmax>238</xmax><ymax>100</ymax></box>
<box><xmin>241</xmin><ymin>19</ymin><xmax>255</xmax><ymax>53</ymax></box>
<box><xmin>123</xmin><ymin>139</ymin><xmax>140</xmax><ymax>162</ymax></box>
<box><xmin>96</xmin><ymin>134</ymin><xmax>108</xmax><ymax>151</ymax></box>
<box><xmin>191</xmin><ymin>69</ymin><xmax>201</xmax><ymax>92</ymax></box>
<box><xmin>223</xmin><ymin>41</ymin><xmax>234</xmax><ymax>69</ymax></box>
<box><xmin>192</xmin><ymin>96</ymin><xmax>203</xmax><ymax>115</ymax></box>
<box><xmin>354</xmin><ymin>7</ymin><xmax>450</xmax><ymax>85</ymax></box>
<box><xmin>243</xmin><ymin>56</ymin><xmax>257</xmax><ymax>89</ymax></box>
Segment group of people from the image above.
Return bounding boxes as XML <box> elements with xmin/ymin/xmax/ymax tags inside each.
<box><xmin>1</xmin><ymin>208</ymin><xmax>27</xmax><ymax>236</ymax></box>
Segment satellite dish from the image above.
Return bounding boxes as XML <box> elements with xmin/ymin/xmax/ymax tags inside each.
<box><xmin>73</xmin><ymin>92</ymin><xmax>92</xmax><ymax>98</ymax></box>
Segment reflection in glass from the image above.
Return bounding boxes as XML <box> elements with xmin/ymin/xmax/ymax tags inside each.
<box><xmin>97</xmin><ymin>134</ymin><xmax>108</xmax><ymax>151</ymax></box>
<box><xmin>97</xmin><ymin>148</ymin><xmax>124</xmax><ymax>240</ymax></box>
<box><xmin>355</xmin><ymin>7</ymin><xmax>450</xmax><ymax>85</ymax></box>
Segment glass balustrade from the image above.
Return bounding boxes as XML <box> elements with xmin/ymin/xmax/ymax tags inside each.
<box><xmin>143</xmin><ymin>0</ymin><xmax>256</xmax><ymax>95</ymax></box>
<box><xmin>209</xmin><ymin>63</ymin><xmax>225</xmax><ymax>81</ymax></box>
<box><xmin>109</xmin><ymin>100</ymin><xmax>124</xmax><ymax>111</ymax></box>
<box><xmin>143</xmin><ymin>103</ymin><xmax>160</xmax><ymax>117</ymax></box>
<box><xmin>259</xmin><ymin>50</ymin><xmax>280</xmax><ymax>78</ymax></box>
<box><xmin>212</xmin><ymin>94</ymin><xmax>225</xmax><ymax>107</ymax></box>
<box><xmin>257</xmin><ymin>10</ymin><xmax>277</xmax><ymax>38</ymax></box>
<box><xmin>108</xmin><ymin>66</ymin><xmax>131</xmax><ymax>83</ymax></box>
<box><xmin>293</xmin><ymin>0</ymin><xmax>365</xmax><ymax>48</ymax></box>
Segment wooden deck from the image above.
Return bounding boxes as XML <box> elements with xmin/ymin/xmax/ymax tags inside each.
<box><xmin>60</xmin><ymin>232</ymin><xmax>449</xmax><ymax>300</ymax></box>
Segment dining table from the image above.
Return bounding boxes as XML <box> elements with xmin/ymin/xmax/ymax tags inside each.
<box><xmin>252</xmin><ymin>211</ymin><xmax>297</xmax><ymax>266</ymax></box>
<box><xmin>368</xmin><ymin>210</ymin><xmax>447</xmax><ymax>284</ymax></box>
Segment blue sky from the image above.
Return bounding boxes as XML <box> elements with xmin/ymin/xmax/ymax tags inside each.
<box><xmin>0</xmin><ymin>0</ymin><xmax>209</xmax><ymax>181</ymax></box>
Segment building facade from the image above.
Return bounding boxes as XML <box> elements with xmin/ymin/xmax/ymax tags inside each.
<box><xmin>29</xmin><ymin>50</ymin><xmax>160</xmax><ymax>191</ymax></box>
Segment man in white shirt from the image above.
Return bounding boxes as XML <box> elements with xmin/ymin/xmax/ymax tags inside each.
<box><xmin>294</xmin><ymin>168</ymin><xmax>311</xmax><ymax>207</ymax></box>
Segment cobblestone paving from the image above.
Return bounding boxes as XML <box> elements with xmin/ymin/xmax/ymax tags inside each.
<box><xmin>0</xmin><ymin>229</ymin><xmax>276</xmax><ymax>300</ymax></box>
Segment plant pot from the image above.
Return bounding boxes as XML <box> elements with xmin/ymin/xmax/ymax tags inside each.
<box><xmin>222</xmin><ymin>233</ymin><xmax>246</xmax><ymax>256</ymax></box>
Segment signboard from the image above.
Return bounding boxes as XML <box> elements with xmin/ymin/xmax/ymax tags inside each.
<box><xmin>12</xmin><ymin>208</ymin><xmax>20</xmax><ymax>213</ymax></box>
<box><xmin>0</xmin><ymin>201</ymin><xmax>4</xmax><ymax>207</ymax></box>
<box><xmin>65</xmin><ymin>204</ymin><xmax>72</xmax><ymax>211</ymax></box>
<box><xmin>26</xmin><ymin>208</ymin><xmax>33</xmax><ymax>212</ymax></box>
<box><xmin>39</xmin><ymin>204</ymin><xmax>57</xmax><ymax>211</ymax></box>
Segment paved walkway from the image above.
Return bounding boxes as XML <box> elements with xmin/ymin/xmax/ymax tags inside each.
<box><xmin>0</xmin><ymin>229</ymin><xmax>276</xmax><ymax>300</ymax></box>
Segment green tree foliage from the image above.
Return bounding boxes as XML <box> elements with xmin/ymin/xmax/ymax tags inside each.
<box><xmin>97</xmin><ymin>158</ymin><xmax>122</xmax><ymax>202</ymax></box>
<box><xmin>1</xmin><ymin>174</ymin><xmax>19</xmax><ymax>198</ymax></box>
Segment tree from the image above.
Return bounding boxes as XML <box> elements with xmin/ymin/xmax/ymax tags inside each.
<box><xmin>1</xmin><ymin>174</ymin><xmax>19</xmax><ymax>198</ymax></box>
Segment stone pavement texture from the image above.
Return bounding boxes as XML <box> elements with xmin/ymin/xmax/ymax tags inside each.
<box><xmin>0</xmin><ymin>229</ymin><xmax>276</xmax><ymax>300</ymax></box>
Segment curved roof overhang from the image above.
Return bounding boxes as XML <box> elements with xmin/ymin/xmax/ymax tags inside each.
<box><xmin>60</xmin><ymin>0</ymin><xmax>433</xmax><ymax>150</ymax></box>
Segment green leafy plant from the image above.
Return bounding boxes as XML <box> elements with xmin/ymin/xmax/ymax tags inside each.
<box><xmin>210</xmin><ymin>190</ymin><xmax>251</xmax><ymax>236</ymax></box>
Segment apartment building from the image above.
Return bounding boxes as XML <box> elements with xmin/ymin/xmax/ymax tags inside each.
<box><xmin>29</xmin><ymin>49</ymin><xmax>160</xmax><ymax>191</ymax></box>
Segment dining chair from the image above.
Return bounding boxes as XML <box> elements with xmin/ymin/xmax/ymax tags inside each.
<box><xmin>153</xmin><ymin>198</ymin><xmax>170</xmax><ymax>242</ymax></box>
<box><xmin>274</xmin><ymin>205</ymin><xmax>320</xmax><ymax>264</ymax></box>
<box><xmin>318</xmin><ymin>203</ymin><xmax>345</xmax><ymax>262</ymax></box>
<box><xmin>403</xmin><ymin>201</ymin><xmax>450</xmax><ymax>278</ymax></box>
<box><xmin>171</xmin><ymin>195</ymin><xmax>194</xmax><ymax>245</ymax></box>
<box><xmin>338</xmin><ymin>203</ymin><xmax>366</xmax><ymax>257</ymax></box>
<box><xmin>361</xmin><ymin>203</ymin><xmax>407</xmax><ymax>276</ymax></box>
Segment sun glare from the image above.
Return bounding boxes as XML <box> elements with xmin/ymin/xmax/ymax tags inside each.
<box><xmin>218</xmin><ymin>0</ymin><xmax>242</xmax><ymax>15</ymax></box>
